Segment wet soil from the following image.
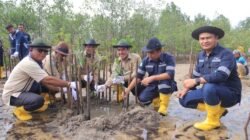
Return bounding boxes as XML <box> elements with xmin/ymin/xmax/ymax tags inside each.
<box><xmin>0</xmin><ymin>64</ymin><xmax>250</xmax><ymax>140</ymax></box>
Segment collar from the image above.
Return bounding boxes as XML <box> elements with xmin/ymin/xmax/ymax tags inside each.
<box><xmin>148</xmin><ymin>53</ymin><xmax>164</xmax><ymax>62</ymax></box>
<box><xmin>202</xmin><ymin>44</ymin><xmax>221</xmax><ymax>57</ymax></box>
<box><xmin>84</xmin><ymin>50</ymin><xmax>95</xmax><ymax>58</ymax></box>
<box><xmin>118</xmin><ymin>53</ymin><xmax>131</xmax><ymax>61</ymax></box>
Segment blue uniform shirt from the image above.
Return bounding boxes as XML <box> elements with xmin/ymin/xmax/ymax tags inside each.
<box><xmin>137</xmin><ymin>52</ymin><xmax>177</xmax><ymax>93</ymax></box>
<box><xmin>193</xmin><ymin>44</ymin><xmax>242</xmax><ymax>94</ymax></box>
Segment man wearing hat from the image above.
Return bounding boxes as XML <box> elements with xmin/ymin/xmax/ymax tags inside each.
<box><xmin>96</xmin><ymin>39</ymin><xmax>141</xmax><ymax>102</ymax></box>
<box><xmin>2</xmin><ymin>38</ymin><xmax>77</xmax><ymax>121</ymax></box>
<box><xmin>5</xmin><ymin>24</ymin><xmax>29</xmax><ymax>60</ymax></box>
<box><xmin>81</xmin><ymin>39</ymin><xmax>101</xmax><ymax>91</ymax></box>
<box><xmin>43</xmin><ymin>41</ymin><xmax>77</xmax><ymax>101</ymax></box>
<box><xmin>233</xmin><ymin>49</ymin><xmax>248</xmax><ymax>78</ymax></box>
<box><xmin>178</xmin><ymin>26</ymin><xmax>241</xmax><ymax>131</ymax></box>
<box><xmin>123</xmin><ymin>37</ymin><xmax>177</xmax><ymax>116</ymax></box>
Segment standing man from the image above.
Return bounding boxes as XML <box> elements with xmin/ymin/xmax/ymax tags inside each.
<box><xmin>123</xmin><ymin>37</ymin><xmax>177</xmax><ymax>116</ymax></box>
<box><xmin>96</xmin><ymin>39</ymin><xmax>141</xmax><ymax>102</ymax></box>
<box><xmin>2</xmin><ymin>38</ymin><xmax>76</xmax><ymax>121</ymax></box>
<box><xmin>18</xmin><ymin>23</ymin><xmax>31</xmax><ymax>44</ymax></box>
<box><xmin>178</xmin><ymin>26</ymin><xmax>241</xmax><ymax>131</ymax></box>
<box><xmin>5</xmin><ymin>24</ymin><xmax>29</xmax><ymax>60</ymax></box>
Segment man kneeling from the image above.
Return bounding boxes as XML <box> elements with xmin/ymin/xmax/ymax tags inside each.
<box><xmin>2</xmin><ymin>38</ymin><xmax>76</xmax><ymax>121</ymax></box>
<box><xmin>178</xmin><ymin>26</ymin><xmax>241</xmax><ymax>131</ymax></box>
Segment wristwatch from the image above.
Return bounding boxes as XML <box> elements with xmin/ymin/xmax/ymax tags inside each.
<box><xmin>195</xmin><ymin>78</ymin><xmax>201</xmax><ymax>86</ymax></box>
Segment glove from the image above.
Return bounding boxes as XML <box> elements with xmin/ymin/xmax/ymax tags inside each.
<box><xmin>62</xmin><ymin>87</ymin><xmax>77</xmax><ymax>100</ymax></box>
<box><xmin>83</xmin><ymin>74</ymin><xmax>93</xmax><ymax>82</ymax></box>
<box><xmin>69</xmin><ymin>82</ymin><xmax>77</xmax><ymax>89</ymax></box>
<box><xmin>71</xmin><ymin>89</ymin><xmax>77</xmax><ymax>100</ymax></box>
<box><xmin>112</xmin><ymin>76</ymin><xmax>125</xmax><ymax>84</ymax></box>
<box><xmin>13</xmin><ymin>51</ymin><xmax>19</xmax><ymax>57</ymax></box>
<box><xmin>95</xmin><ymin>84</ymin><xmax>106</xmax><ymax>92</ymax></box>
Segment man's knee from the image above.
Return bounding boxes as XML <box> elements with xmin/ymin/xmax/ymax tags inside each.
<box><xmin>203</xmin><ymin>83</ymin><xmax>216</xmax><ymax>96</ymax></box>
<box><xmin>28</xmin><ymin>96</ymin><xmax>44</xmax><ymax>111</ymax></box>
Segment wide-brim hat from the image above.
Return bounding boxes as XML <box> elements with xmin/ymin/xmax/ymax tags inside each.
<box><xmin>142</xmin><ymin>37</ymin><xmax>164</xmax><ymax>52</ymax></box>
<box><xmin>83</xmin><ymin>39</ymin><xmax>100</xmax><ymax>47</ymax></box>
<box><xmin>113</xmin><ymin>39</ymin><xmax>132</xmax><ymax>48</ymax></box>
<box><xmin>54</xmin><ymin>42</ymin><xmax>69</xmax><ymax>56</ymax></box>
<box><xmin>192</xmin><ymin>26</ymin><xmax>225</xmax><ymax>40</ymax></box>
<box><xmin>29</xmin><ymin>38</ymin><xmax>51</xmax><ymax>49</ymax></box>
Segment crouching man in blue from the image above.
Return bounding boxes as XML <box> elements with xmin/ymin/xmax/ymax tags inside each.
<box><xmin>178</xmin><ymin>26</ymin><xmax>241</xmax><ymax>131</ymax></box>
<box><xmin>123</xmin><ymin>37</ymin><xmax>177</xmax><ymax>116</ymax></box>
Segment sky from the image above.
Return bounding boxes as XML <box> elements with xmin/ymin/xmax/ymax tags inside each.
<box><xmin>70</xmin><ymin>0</ymin><xmax>250</xmax><ymax>27</ymax></box>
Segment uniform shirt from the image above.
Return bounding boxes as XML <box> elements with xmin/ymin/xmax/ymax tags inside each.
<box><xmin>23</xmin><ymin>32</ymin><xmax>31</xmax><ymax>44</ymax></box>
<box><xmin>2</xmin><ymin>56</ymin><xmax>48</xmax><ymax>105</ymax></box>
<box><xmin>8</xmin><ymin>30</ymin><xmax>29</xmax><ymax>55</ymax></box>
<box><xmin>43</xmin><ymin>54</ymin><xmax>60</xmax><ymax>78</ymax></box>
<box><xmin>137</xmin><ymin>52</ymin><xmax>175</xmax><ymax>83</ymax></box>
<box><xmin>192</xmin><ymin>44</ymin><xmax>241</xmax><ymax>93</ymax></box>
<box><xmin>236</xmin><ymin>56</ymin><xmax>247</xmax><ymax>65</ymax></box>
<box><xmin>105</xmin><ymin>53</ymin><xmax>141</xmax><ymax>86</ymax></box>
<box><xmin>81</xmin><ymin>51</ymin><xmax>101</xmax><ymax>82</ymax></box>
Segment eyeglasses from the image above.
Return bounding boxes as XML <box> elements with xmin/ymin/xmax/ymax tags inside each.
<box><xmin>37</xmin><ymin>49</ymin><xmax>49</xmax><ymax>54</ymax></box>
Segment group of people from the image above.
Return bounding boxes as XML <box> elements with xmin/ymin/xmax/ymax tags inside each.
<box><xmin>2</xmin><ymin>25</ymin><xmax>242</xmax><ymax>132</ymax></box>
<box><xmin>5</xmin><ymin>24</ymin><xmax>31</xmax><ymax>60</ymax></box>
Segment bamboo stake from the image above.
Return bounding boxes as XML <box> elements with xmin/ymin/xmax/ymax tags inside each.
<box><xmin>63</xmin><ymin>57</ymin><xmax>72</xmax><ymax>108</ymax></box>
<box><xmin>74</xmin><ymin>56</ymin><xmax>80</xmax><ymax>114</ymax></box>
<box><xmin>3</xmin><ymin>51</ymin><xmax>8</xmax><ymax>78</ymax></box>
<box><xmin>85</xmin><ymin>64</ymin><xmax>91</xmax><ymax>120</ymax></box>
<box><xmin>135</xmin><ymin>60</ymin><xmax>139</xmax><ymax>103</ymax></box>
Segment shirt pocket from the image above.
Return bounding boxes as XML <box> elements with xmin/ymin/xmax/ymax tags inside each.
<box><xmin>145</xmin><ymin>65</ymin><xmax>154</xmax><ymax>74</ymax></box>
<box><xmin>210</xmin><ymin>62</ymin><xmax>220</xmax><ymax>72</ymax></box>
<box><xmin>158</xmin><ymin>63</ymin><xmax>166</xmax><ymax>73</ymax></box>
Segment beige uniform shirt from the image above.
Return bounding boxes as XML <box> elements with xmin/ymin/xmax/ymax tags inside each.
<box><xmin>43</xmin><ymin>54</ymin><xmax>60</xmax><ymax>78</ymax></box>
<box><xmin>81</xmin><ymin>51</ymin><xmax>101</xmax><ymax>82</ymax></box>
<box><xmin>2</xmin><ymin>56</ymin><xmax>48</xmax><ymax>105</ymax></box>
<box><xmin>105</xmin><ymin>53</ymin><xmax>141</xmax><ymax>86</ymax></box>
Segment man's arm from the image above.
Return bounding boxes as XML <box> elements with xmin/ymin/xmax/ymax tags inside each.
<box><xmin>41</xmin><ymin>76</ymin><xmax>69</xmax><ymax>88</ymax></box>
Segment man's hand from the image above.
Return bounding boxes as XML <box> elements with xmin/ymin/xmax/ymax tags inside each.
<box><xmin>177</xmin><ymin>88</ymin><xmax>189</xmax><ymax>99</ymax></box>
<box><xmin>83</xmin><ymin>74</ymin><xmax>93</xmax><ymax>82</ymax></box>
<box><xmin>141</xmin><ymin>76</ymin><xmax>155</xmax><ymax>86</ymax></box>
<box><xmin>112</xmin><ymin>76</ymin><xmax>124</xmax><ymax>84</ymax></box>
<box><xmin>183</xmin><ymin>79</ymin><xmax>196</xmax><ymax>89</ymax></box>
<box><xmin>69</xmin><ymin>82</ymin><xmax>77</xmax><ymax>89</ymax></box>
<box><xmin>13</xmin><ymin>51</ymin><xmax>19</xmax><ymax>57</ymax></box>
<box><xmin>95</xmin><ymin>84</ymin><xmax>106</xmax><ymax>92</ymax></box>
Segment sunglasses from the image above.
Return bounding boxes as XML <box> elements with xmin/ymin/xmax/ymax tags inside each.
<box><xmin>37</xmin><ymin>48</ymin><xmax>49</xmax><ymax>54</ymax></box>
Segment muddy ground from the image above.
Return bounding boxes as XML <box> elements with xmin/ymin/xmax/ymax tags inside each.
<box><xmin>0</xmin><ymin>64</ymin><xmax>250</xmax><ymax>140</ymax></box>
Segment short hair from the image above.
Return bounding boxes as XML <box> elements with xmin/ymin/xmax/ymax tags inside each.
<box><xmin>5</xmin><ymin>24</ymin><xmax>14</xmax><ymax>30</ymax></box>
<box><xmin>18</xmin><ymin>23</ymin><xmax>25</xmax><ymax>27</ymax></box>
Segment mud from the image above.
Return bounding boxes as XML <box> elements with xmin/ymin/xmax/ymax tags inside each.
<box><xmin>0</xmin><ymin>64</ymin><xmax>250</xmax><ymax>140</ymax></box>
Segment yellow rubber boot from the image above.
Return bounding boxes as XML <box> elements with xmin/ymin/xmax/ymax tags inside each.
<box><xmin>194</xmin><ymin>103</ymin><xmax>221</xmax><ymax>131</ymax></box>
<box><xmin>35</xmin><ymin>104</ymin><xmax>48</xmax><ymax>112</ymax></box>
<box><xmin>117</xmin><ymin>85</ymin><xmax>123</xmax><ymax>102</ymax></box>
<box><xmin>197</xmin><ymin>103</ymin><xmax>206</xmax><ymax>112</ymax></box>
<box><xmin>41</xmin><ymin>93</ymin><xmax>51</xmax><ymax>105</ymax></box>
<box><xmin>13</xmin><ymin>106</ymin><xmax>32</xmax><ymax>121</ymax></box>
<box><xmin>0</xmin><ymin>67</ymin><xmax>5</xmax><ymax>79</ymax></box>
<box><xmin>158</xmin><ymin>93</ymin><xmax>171</xmax><ymax>116</ymax></box>
<box><xmin>152</xmin><ymin>97</ymin><xmax>160</xmax><ymax>111</ymax></box>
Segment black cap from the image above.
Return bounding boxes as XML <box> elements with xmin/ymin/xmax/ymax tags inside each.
<box><xmin>192</xmin><ymin>26</ymin><xmax>225</xmax><ymax>40</ymax></box>
<box><xmin>142</xmin><ymin>37</ymin><xmax>163</xmax><ymax>52</ymax></box>
<box><xmin>83</xmin><ymin>39</ymin><xmax>100</xmax><ymax>47</ymax></box>
<box><xmin>113</xmin><ymin>39</ymin><xmax>132</xmax><ymax>48</ymax></box>
<box><xmin>29</xmin><ymin>38</ymin><xmax>51</xmax><ymax>49</ymax></box>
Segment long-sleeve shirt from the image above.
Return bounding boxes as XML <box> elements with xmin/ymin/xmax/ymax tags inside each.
<box><xmin>192</xmin><ymin>44</ymin><xmax>241</xmax><ymax>94</ymax></box>
<box><xmin>105</xmin><ymin>53</ymin><xmax>141</xmax><ymax>86</ymax></box>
